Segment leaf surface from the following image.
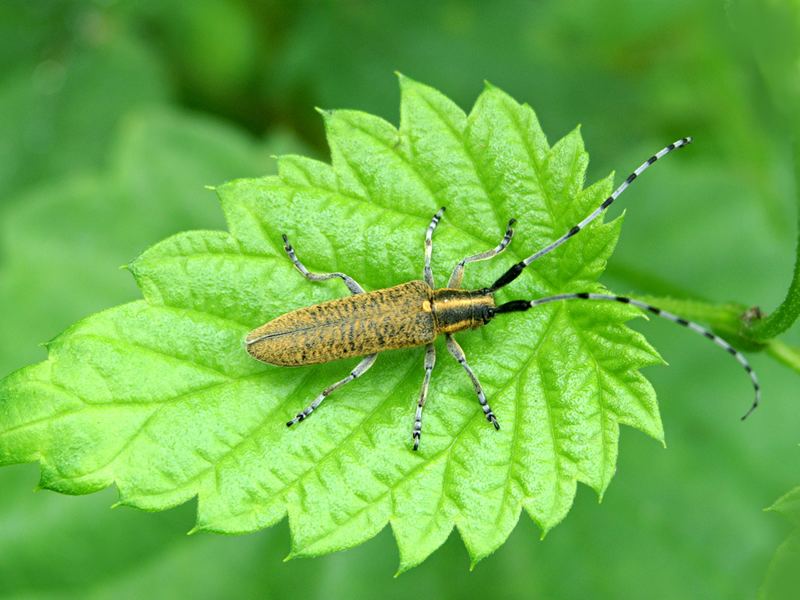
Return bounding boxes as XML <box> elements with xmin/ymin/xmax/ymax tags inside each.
<box><xmin>0</xmin><ymin>77</ymin><xmax>664</xmax><ymax>570</ymax></box>
<box><xmin>761</xmin><ymin>487</ymin><xmax>800</xmax><ymax>600</ymax></box>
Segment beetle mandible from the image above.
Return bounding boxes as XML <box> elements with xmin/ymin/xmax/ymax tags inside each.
<box><xmin>246</xmin><ymin>137</ymin><xmax>760</xmax><ymax>450</ymax></box>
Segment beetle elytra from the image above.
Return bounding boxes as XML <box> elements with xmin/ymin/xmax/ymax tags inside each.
<box><xmin>246</xmin><ymin>137</ymin><xmax>760</xmax><ymax>450</ymax></box>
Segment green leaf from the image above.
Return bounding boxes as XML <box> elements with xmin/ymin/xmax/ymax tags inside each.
<box><xmin>760</xmin><ymin>487</ymin><xmax>800</xmax><ymax>600</ymax></box>
<box><xmin>0</xmin><ymin>107</ymin><xmax>312</xmax><ymax>596</ymax></box>
<box><xmin>0</xmin><ymin>77</ymin><xmax>665</xmax><ymax>570</ymax></box>
<box><xmin>0</xmin><ymin>24</ymin><xmax>169</xmax><ymax>200</ymax></box>
<box><xmin>768</xmin><ymin>487</ymin><xmax>800</xmax><ymax>529</ymax></box>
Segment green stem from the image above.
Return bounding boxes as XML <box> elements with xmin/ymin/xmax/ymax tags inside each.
<box><xmin>637</xmin><ymin>295</ymin><xmax>745</xmax><ymax>326</ymax></box>
<box><xmin>747</xmin><ymin>141</ymin><xmax>800</xmax><ymax>341</ymax></box>
<box><xmin>765</xmin><ymin>339</ymin><xmax>800</xmax><ymax>374</ymax></box>
<box><xmin>633</xmin><ymin>294</ymin><xmax>763</xmax><ymax>352</ymax></box>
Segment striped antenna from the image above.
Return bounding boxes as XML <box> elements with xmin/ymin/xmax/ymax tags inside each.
<box><xmin>494</xmin><ymin>293</ymin><xmax>760</xmax><ymax>419</ymax></box>
<box><xmin>487</xmin><ymin>137</ymin><xmax>693</xmax><ymax>293</ymax></box>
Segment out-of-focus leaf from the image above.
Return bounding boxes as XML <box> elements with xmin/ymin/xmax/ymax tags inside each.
<box><xmin>0</xmin><ymin>107</ymin><xmax>274</xmax><ymax>372</ymax></box>
<box><xmin>0</xmin><ymin>10</ymin><xmax>168</xmax><ymax>201</ymax></box>
<box><xmin>760</xmin><ymin>487</ymin><xmax>800</xmax><ymax>600</ymax></box>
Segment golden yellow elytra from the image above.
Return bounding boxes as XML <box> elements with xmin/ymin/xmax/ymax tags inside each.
<box><xmin>246</xmin><ymin>281</ymin><xmax>495</xmax><ymax>367</ymax></box>
<box><xmin>245</xmin><ymin>137</ymin><xmax>760</xmax><ymax>450</ymax></box>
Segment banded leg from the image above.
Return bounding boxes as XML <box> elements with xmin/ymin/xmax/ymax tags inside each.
<box><xmin>487</xmin><ymin>137</ymin><xmax>693</xmax><ymax>293</ymax></box>
<box><xmin>447</xmin><ymin>218</ymin><xmax>516</xmax><ymax>289</ymax></box>
<box><xmin>412</xmin><ymin>343</ymin><xmax>436</xmax><ymax>451</ymax></box>
<box><xmin>423</xmin><ymin>207</ymin><xmax>446</xmax><ymax>287</ymax></box>
<box><xmin>493</xmin><ymin>293</ymin><xmax>760</xmax><ymax>419</ymax></box>
<box><xmin>446</xmin><ymin>334</ymin><xmax>500</xmax><ymax>429</ymax></box>
<box><xmin>282</xmin><ymin>233</ymin><xmax>364</xmax><ymax>295</ymax></box>
<box><xmin>286</xmin><ymin>353</ymin><xmax>378</xmax><ymax>426</ymax></box>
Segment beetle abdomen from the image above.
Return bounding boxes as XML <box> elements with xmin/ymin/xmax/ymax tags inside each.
<box><xmin>246</xmin><ymin>280</ymin><xmax>436</xmax><ymax>366</ymax></box>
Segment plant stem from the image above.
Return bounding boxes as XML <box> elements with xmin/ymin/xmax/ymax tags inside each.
<box><xmin>747</xmin><ymin>141</ymin><xmax>800</xmax><ymax>341</ymax></box>
<box><xmin>765</xmin><ymin>339</ymin><xmax>800</xmax><ymax>374</ymax></box>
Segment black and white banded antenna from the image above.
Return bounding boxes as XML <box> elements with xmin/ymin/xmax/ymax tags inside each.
<box><xmin>486</xmin><ymin>137</ymin><xmax>693</xmax><ymax>293</ymax></box>
<box><xmin>493</xmin><ymin>294</ymin><xmax>760</xmax><ymax>420</ymax></box>
<box><xmin>488</xmin><ymin>137</ymin><xmax>761</xmax><ymax>419</ymax></box>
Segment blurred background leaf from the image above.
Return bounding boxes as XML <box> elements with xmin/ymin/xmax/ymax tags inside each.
<box><xmin>0</xmin><ymin>0</ymin><xmax>798</xmax><ymax>598</ymax></box>
<box><xmin>760</xmin><ymin>487</ymin><xmax>800</xmax><ymax>600</ymax></box>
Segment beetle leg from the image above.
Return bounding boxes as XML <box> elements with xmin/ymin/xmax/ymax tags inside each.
<box><xmin>445</xmin><ymin>334</ymin><xmax>500</xmax><ymax>430</ymax></box>
<box><xmin>282</xmin><ymin>234</ymin><xmax>364</xmax><ymax>295</ymax></box>
<box><xmin>447</xmin><ymin>219</ymin><xmax>516</xmax><ymax>288</ymax></box>
<box><xmin>286</xmin><ymin>353</ymin><xmax>378</xmax><ymax>427</ymax></box>
<box><xmin>424</xmin><ymin>207</ymin><xmax>446</xmax><ymax>287</ymax></box>
<box><xmin>412</xmin><ymin>343</ymin><xmax>436</xmax><ymax>451</ymax></box>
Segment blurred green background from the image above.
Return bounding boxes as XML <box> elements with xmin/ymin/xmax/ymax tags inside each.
<box><xmin>1</xmin><ymin>1</ymin><xmax>798</xmax><ymax>598</ymax></box>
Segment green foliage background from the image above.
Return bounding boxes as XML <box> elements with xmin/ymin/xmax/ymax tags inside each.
<box><xmin>0</xmin><ymin>1</ymin><xmax>798</xmax><ymax>598</ymax></box>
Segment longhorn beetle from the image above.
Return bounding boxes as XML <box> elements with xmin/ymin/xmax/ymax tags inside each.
<box><xmin>246</xmin><ymin>137</ymin><xmax>761</xmax><ymax>450</ymax></box>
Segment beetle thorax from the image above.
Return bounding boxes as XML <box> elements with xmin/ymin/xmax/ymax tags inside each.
<box><xmin>430</xmin><ymin>288</ymin><xmax>495</xmax><ymax>334</ymax></box>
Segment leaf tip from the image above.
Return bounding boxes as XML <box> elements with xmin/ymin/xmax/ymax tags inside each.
<box><xmin>395</xmin><ymin>71</ymin><xmax>421</xmax><ymax>92</ymax></box>
<box><xmin>35</xmin><ymin>475</ymin><xmax>57</xmax><ymax>493</ymax></box>
<box><xmin>40</xmin><ymin>332</ymin><xmax>65</xmax><ymax>350</ymax></box>
<box><xmin>765</xmin><ymin>496</ymin><xmax>786</xmax><ymax>515</ymax></box>
<box><xmin>187</xmin><ymin>525</ymin><xmax>203</xmax><ymax>536</ymax></box>
<box><xmin>113</xmin><ymin>498</ymin><xmax>136</xmax><ymax>510</ymax></box>
<box><xmin>204</xmin><ymin>185</ymin><xmax>217</xmax><ymax>191</ymax></box>
<box><xmin>314</xmin><ymin>106</ymin><xmax>334</xmax><ymax>119</ymax></box>
<box><xmin>468</xmin><ymin>551</ymin><xmax>491</xmax><ymax>571</ymax></box>
<box><xmin>393</xmin><ymin>564</ymin><xmax>409</xmax><ymax>578</ymax></box>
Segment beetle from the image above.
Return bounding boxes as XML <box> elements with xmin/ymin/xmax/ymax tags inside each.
<box><xmin>246</xmin><ymin>137</ymin><xmax>760</xmax><ymax>450</ymax></box>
